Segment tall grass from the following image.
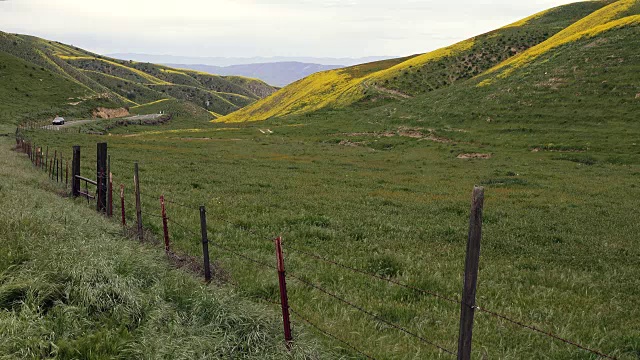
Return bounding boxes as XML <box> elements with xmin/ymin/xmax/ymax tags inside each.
<box><xmin>0</xmin><ymin>136</ymin><xmax>327</xmax><ymax>359</ymax></box>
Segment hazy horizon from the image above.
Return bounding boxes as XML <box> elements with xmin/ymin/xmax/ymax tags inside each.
<box><xmin>0</xmin><ymin>0</ymin><xmax>578</xmax><ymax>59</ymax></box>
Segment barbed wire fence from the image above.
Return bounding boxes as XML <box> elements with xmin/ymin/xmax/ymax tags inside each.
<box><xmin>13</xmin><ymin>132</ymin><xmax>620</xmax><ymax>360</ymax></box>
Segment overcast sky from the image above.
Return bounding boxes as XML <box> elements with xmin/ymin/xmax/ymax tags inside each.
<box><xmin>0</xmin><ymin>0</ymin><xmax>578</xmax><ymax>58</ymax></box>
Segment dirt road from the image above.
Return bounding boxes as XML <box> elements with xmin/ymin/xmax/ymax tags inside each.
<box><xmin>42</xmin><ymin>114</ymin><xmax>165</xmax><ymax>131</ymax></box>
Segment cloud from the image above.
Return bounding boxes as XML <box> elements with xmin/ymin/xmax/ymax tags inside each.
<box><xmin>0</xmin><ymin>0</ymin><xmax>580</xmax><ymax>58</ymax></box>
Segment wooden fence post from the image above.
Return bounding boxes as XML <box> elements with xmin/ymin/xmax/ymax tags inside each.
<box><xmin>160</xmin><ymin>195</ymin><xmax>170</xmax><ymax>253</ymax></box>
<box><xmin>134</xmin><ymin>162</ymin><xmax>143</xmax><ymax>241</ymax></box>
<box><xmin>457</xmin><ymin>186</ymin><xmax>484</xmax><ymax>360</ymax></box>
<box><xmin>108</xmin><ymin>172</ymin><xmax>113</xmax><ymax>217</ymax></box>
<box><xmin>72</xmin><ymin>146</ymin><xmax>80</xmax><ymax>196</ymax></box>
<box><xmin>66</xmin><ymin>160</ymin><xmax>69</xmax><ymax>188</ymax></box>
<box><xmin>45</xmin><ymin>146</ymin><xmax>48</xmax><ymax>172</ymax></box>
<box><xmin>52</xmin><ymin>150</ymin><xmax>56</xmax><ymax>180</ymax></box>
<box><xmin>107</xmin><ymin>155</ymin><xmax>112</xmax><ymax>217</ymax></box>
<box><xmin>59</xmin><ymin>153</ymin><xmax>63</xmax><ymax>183</ymax></box>
<box><xmin>96</xmin><ymin>143</ymin><xmax>107</xmax><ymax>213</ymax></box>
<box><xmin>275</xmin><ymin>236</ymin><xmax>293</xmax><ymax>349</ymax></box>
<box><xmin>120</xmin><ymin>184</ymin><xmax>126</xmax><ymax>226</ymax></box>
<box><xmin>199</xmin><ymin>206</ymin><xmax>212</xmax><ymax>282</ymax></box>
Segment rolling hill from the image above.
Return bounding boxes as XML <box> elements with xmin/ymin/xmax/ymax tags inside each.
<box><xmin>219</xmin><ymin>0</ymin><xmax>627</xmax><ymax>122</ymax></box>
<box><xmin>0</xmin><ymin>32</ymin><xmax>277</xmax><ymax>124</ymax></box>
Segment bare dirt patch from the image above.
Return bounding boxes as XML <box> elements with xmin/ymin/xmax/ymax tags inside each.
<box><xmin>421</xmin><ymin>134</ymin><xmax>452</xmax><ymax>143</ymax></box>
<box><xmin>342</xmin><ymin>127</ymin><xmax>454</xmax><ymax>143</ymax></box>
<box><xmin>584</xmin><ymin>38</ymin><xmax>609</xmax><ymax>49</ymax></box>
<box><xmin>371</xmin><ymin>85</ymin><xmax>413</xmax><ymax>99</ymax></box>
<box><xmin>457</xmin><ymin>153</ymin><xmax>492</xmax><ymax>159</ymax></box>
<box><xmin>635</xmin><ymin>93</ymin><xmax>640</xmax><ymax>99</ymax></box>
<box><xmin>92</xmin><ymin>107</ymin><xmax>130</xmax><ymax>119</ymax></box>
<box><xmin>397</xmin><ymin>126</ymin><xmax>425</xmax><ymax>138</ymax></box>
<box><xmin>531</xmin><ymin>147</ymin><xmax>585</xmax><ymax>153</ymax></box>
<box><xmin>339</xmin><ymin>140</ymin><xmax>366</xmax><ymax>147</ymax></box>
<box><xmin>535</xmin><ymin>77</ymin><xmax>566</xmax><ymax>90</ymax></box>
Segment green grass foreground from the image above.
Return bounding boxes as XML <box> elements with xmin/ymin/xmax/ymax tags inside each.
<box><xmin>0</xmin><ymin>136</ymin><xmax>325</xmax><ymax>359</ymax></box>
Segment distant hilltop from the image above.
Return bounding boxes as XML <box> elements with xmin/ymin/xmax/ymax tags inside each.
<box><xmin>106</xmin><ymin>53</ymin><xmax>396</xmax><ymax>67</ymax></box>
<box><xmin>162</xmin><ymin>62</ymin><xmax>344</xmax><ymax>87</ymax></box>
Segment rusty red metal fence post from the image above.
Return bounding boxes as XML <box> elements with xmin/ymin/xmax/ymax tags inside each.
<box><xmin>160</xmin><ymin>195</ymin><xmax>170</xmax><ymax>253</ymax></box>
<box><xmin>275</xmin><ymin>236</ymin><xmax>293</xmax><ymax>349</ymax></box>
<box><xmin>120</xmin><ymin>184</ymin><xmax>126</xmax><ymax>226</ymax></box>
<box><xmin>199</xmin><ymin>206</ymin><xmax>212</xmax><ymax>282</ymax></box>
<box><xmin>457</xmin><ymin>186</ymin><xmax>484</xmax><ymax>360</ymax></box>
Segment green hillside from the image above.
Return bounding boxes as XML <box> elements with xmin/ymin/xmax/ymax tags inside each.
<box><xmin>219</xmin><ymin>0</ymin><xmax>619</xmax><ymax>122</ymax></box>
<box><xmin>83</xmin><ymin>70</ymin><xmax>167</xmax><ymax>105</ymax></box>
<box><xmin>148</xmin><ymin>85</ymin><xmax>247</xmax><ymax>115</ymax></box>
<box><xmin>0</xmin><ymin>32</ymin><xmax>277</xmax><ymax>124</ymax></box>
<box><xmin>0</xmin><ymin>50</ymin><xmax>119</xmax><ymax>124</ymax></box>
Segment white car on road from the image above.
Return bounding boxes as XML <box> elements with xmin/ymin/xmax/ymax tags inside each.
<box><xmin>52</xmin><ymin>116</ymin><xmax>65</xmax><ymax>125</ymax></box>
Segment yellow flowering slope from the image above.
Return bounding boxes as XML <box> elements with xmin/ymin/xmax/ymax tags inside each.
<box><xmin>481</xmin><ymin>0</ymin><xmax>640</xmax><ymax>82</ymax></box>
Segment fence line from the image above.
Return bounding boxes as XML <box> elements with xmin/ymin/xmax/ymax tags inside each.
<box><xmin>285</xmin><ymin>243</ymin><xmax>461</xmax><ymax>305</ymax></box>
<box><xmin>289</xmin><ymin>307</ymin><xmax>378</xmax><ymax>360</ymax></box>
<box><xmin>284</xmin><ymin>243</ymin><xmax>618</xmax><ymax>359</ymax></box>
<box><xmin>286</xmin><ymin>271</ymin><xmax>457</xmax><ymax>356</ymax></box>
<box><xmin>12</xmin><ymin>134</ymin><xmax>621</xmax><ymax>360</ymax></box>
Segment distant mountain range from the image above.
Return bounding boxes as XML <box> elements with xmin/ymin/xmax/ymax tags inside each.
<box><xmin>163</xmin><ymin>62</ymin><xmax>344</xmax><ymax>87</ymax></box>
<box><xmin>106</xmin><ymin>54</ymin><xmax>395</xmax><ymax>67</ymax></box>
<box><xmin>106</xmin><ymin>54</ymin><xmax>397</xmax><ymax>86</ymax></box>
<box><xmin>0</xmin><ymin>31</ymin><xmax>278</xmax><ymax>122</ymax></box>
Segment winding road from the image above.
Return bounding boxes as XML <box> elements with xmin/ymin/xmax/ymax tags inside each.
<box><xmin>42</xmin><ymin>114</ymin><xmax>165</xmax><ymax>131</ymax></box>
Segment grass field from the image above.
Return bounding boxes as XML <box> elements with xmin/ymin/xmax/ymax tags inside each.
<box><xmin>0</xmin><ymin>134</ymin><xmax>328</xmax><ymax>359</ymax></box>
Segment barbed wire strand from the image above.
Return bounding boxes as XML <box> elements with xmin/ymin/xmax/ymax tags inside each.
<box><xmin>119</xmin><ymin>193</ymin><xmax>618</xmax><ymax>360</ymax></box>
<box><xmin>140</xmin><ymin>210</ymin><xmax>164</xmax><ymax>220</ymax></box>
<box><xmin>166</xmin><ymin>217</ymin><xmax>199</xmax><ymax>236</ymax></box>
<box><xmin>286</xmin><ymin>272</ymin><xmax>456</xmax><ymax>356</ymax></box>
<box><xmin>474</xmin><ymin>307</ymin><xmax>617</xmax><ymax>359</ymax></box>
<box><xmin>165</xmin><ymin>198</ymin><xmax>197</xmax><ymax>210</ymax></box>
<box><xmin>285</xmin><ymin>244</ymin><xmax>460</xmax><ymax>305</ymax></box>
<box><xmin>208</xmin><ymin>234</ymin><xmax>277</xmax><ymax>271</ymax></box>
<box><xmin>289</xmin><ymin>307</ymin><xmax>378</xmax><ymax>360</ymax></box>
<box><xmin>286</xmin><ymin>244</ymin><xmax>617</xmax><ymax>359</ymax></box>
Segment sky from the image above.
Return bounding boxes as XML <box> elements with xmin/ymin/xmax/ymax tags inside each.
<box><xmin>0</xmin><ymin>0</ymin><xmax>579</xmax><ymax>59</ymax></box>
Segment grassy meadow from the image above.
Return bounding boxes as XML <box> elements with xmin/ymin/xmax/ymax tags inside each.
<box><xmin>0</xmin><ymin>134</ymin><xmax>328</xmax><ymax>359</ymax></box>
<box><xmin>23</xmin><ymin>76</ymin><xmax>640</xmax><ymax>360</ymax></box>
